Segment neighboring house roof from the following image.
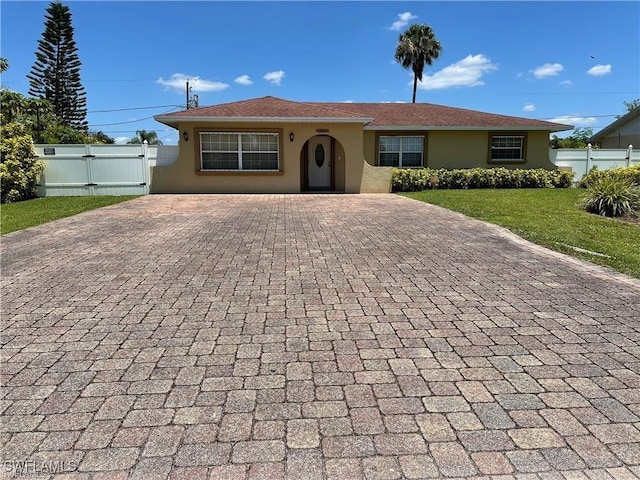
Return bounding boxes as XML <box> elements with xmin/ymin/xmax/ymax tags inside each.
<box><xmin>155</xmin><ymin>96</ymin><xmax>571</xmax><ymax>132</ymax></box>
<box><xmin>590</xmin><ymin>107</ymin><xmax>640</xmax><ymax>143</ymax></box>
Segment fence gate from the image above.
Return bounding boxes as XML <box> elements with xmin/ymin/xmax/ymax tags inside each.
<box><xmin>34</xmin><ymin>144</ymin><xmax>152</xmax><ymax>196</ymax></box>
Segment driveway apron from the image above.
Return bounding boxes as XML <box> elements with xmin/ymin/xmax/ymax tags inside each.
<box><xmin>1</xmin><ymin>194</ymin><xmax>640</xmax><ymax>479</ymax></box>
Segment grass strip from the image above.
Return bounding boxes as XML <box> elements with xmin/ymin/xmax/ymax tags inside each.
<box><xmin>401</xmin><ymin>189</ymin><xmax>640</xmax><ymax>278</ymax></box>
<box><xmin>1</xmin><ymin>196</ymin><xmax>140</xmax><ymax>235</ymax></box>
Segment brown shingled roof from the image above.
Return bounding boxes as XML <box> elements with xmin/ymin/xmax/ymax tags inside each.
<box><xmin>315</xmin><ymin>102</ymin><xmax>568</xmax><ymax>129</ymax></box>
<box><xmin>155</xmin><ymin>96</ymin><xmax>571</xmax><ymax>131</ymax></box>
<box><xmin>160</xmin><ymin>96</ymin><xmax>370</xmax><ymax>121</ymax></box>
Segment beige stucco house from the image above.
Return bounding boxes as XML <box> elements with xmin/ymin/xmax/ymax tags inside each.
<box><xmin>152</xmin><ymin>96</ymin><xmax>571</xmax><ymax>193</ymax></box>
<box><xmin>590</xmin><ymin>107</ymin><xmax>640</xmax><ymax>149</ymax></box>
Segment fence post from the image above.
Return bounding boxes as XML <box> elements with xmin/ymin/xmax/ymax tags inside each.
<box><xmin>586</xmin><ymin>143</ymin><xmax>592</xmax><ymax>176</ymax></box>
<box><xmin>85</xmin><ymin>144</ymin><xmax>94</xmax><ymax>196</ymax></box>
<box><xmin>142</xmin><ymin>140</ymin><xmax>150</xmax><ymax>194</ymax></box>
<box><xmin>627</xmin><ymin>145</ymin><xmax>633</xmax><ymax>168</ymax></box>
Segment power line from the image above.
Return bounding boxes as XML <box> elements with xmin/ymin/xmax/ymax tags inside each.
<box><xmin>88</xmin><ymin>107</ymin><xmax>182</xmax><ymax>127</ymax></box>
<box><xmin>88</xmin><ymin>104</ymin><xmax>182</xmax><ymax>113</ymax></box>
<box><xmin>541</xmin><ymin>114</ymin><xmax>619</xmax><ymax>120</ymax></box>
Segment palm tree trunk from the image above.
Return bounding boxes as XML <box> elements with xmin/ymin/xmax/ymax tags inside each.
<box><xmin>412</xmin><ymin>75</ymin><xmax>417</xmax><ymax>103</ymax></box>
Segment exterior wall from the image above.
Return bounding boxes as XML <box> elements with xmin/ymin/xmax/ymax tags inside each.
<box><xmin>360</xmin><ymin>163</ymin><xmax>392</xmax><ymax>193</ymax></box>
<box><xmin>598</xmin><ymin>116</ymin><xmax>640</xmax><ymax>149</ymax></box>
<box><xmin>151</xmin><ymin>121</ymin><xmax>368</xmax><ymax>194</ymax></box>
<box><xmin>362</xmin><ymin>131</ymin><xmax>376</xmax><ymax>166</ymax></box>
<box><xmin>363</xmin><ymin>130</ymin><xmax>555</xmax><ymax>170</ymax></box>
<box><xmin>152</xmin><ymin>123</ymin><xmax>560</xmax><ymax>194</ymax></box>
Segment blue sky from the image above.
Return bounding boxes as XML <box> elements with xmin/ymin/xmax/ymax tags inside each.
<box><xmin>1</xmin><ymin>1</ymin><xmax>638</xmax><ymax>145</ymax></box>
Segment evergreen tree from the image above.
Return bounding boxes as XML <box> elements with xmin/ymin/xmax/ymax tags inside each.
<box><xmin>27</xmin><ymin>2</ymin><xmax>87</xmax><ymax>131</ymax></box>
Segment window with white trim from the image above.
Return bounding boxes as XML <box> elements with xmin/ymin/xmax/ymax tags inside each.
<box><xmin>378</xmin><ymin>136</ymin><xmax>424</xmax><ymax>167</ymax></box>
<box><xmin>490</xmin><ymin>134</ymin><xmax>525</xmax><ymax>162</ymax></box>
<box><xmin>200</xmin><ymin>132</ymin><xmax>279</xmax><ymax>170</ymax></box>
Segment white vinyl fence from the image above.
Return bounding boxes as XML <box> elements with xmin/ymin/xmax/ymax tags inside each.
<box><xmin>550</xmin><ymin>144</ymin><xmax>639</xmax><ymax>183</ymax></box>
<box><xmin>34</xmin><ymin>143</ymin><xmax>178</xmax><ymax>196</ymax></box>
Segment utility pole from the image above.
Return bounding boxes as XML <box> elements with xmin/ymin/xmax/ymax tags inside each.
<box><xmin>185</xmin><ymin>80</ymin><xmax>199</xmax><ymax>110</ymax></box>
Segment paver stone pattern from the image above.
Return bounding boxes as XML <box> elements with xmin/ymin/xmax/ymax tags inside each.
<box><xmin>1</xmin><ymin>194</ymin><xmax>640</xmax><ymax>479</ymax></box>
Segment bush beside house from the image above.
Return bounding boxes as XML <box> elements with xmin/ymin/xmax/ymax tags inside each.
<box><xmin>0</xmin><ymin>123</ymin><xmax>45</xmax><ymax>204</ymax></box>
<box><xmin>392</xmin><ymin>167</ymin><xmax>574</xmax><ymax>192</ymax></box>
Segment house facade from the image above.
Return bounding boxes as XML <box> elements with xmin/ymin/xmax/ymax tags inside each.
<box><xmin>152</xmin><ymin>96</ymin><xmax>571</xmax><ymax>194</ymax></box>
<box><xmin>590</xmin><ymin>107</ymin><xmax>640</xmax><ymax>149</ymax></box>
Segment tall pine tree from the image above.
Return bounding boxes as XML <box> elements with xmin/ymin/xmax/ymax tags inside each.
<box><xmin>28</xmin><ymin>2</ymin><xmax>87</xmax><ymax>131</ymax></box>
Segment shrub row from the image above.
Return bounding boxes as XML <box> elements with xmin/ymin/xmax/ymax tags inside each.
<box><xmin>392</xmin><ymin>167</ymin><xmax>574</xmax><ymax>192</ymax></box>
<box><xmin>579</xmin><ymin>165</ymin><xmax>640</xmax><ymax>188</ymax></box>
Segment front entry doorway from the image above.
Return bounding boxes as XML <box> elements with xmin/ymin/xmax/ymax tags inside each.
<box><xmin>307</xmin><ymin>136</ymin><xmax>333</xmax><ymax>190</ymax></box>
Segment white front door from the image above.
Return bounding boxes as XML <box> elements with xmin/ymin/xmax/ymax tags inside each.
<box><xmin>308</xmin><ymin>136</ymin><xmax>332</xmax><ymax>189</ymax></box>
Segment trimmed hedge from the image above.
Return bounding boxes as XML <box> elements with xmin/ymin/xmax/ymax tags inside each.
<box><xmin>579</xmin><ymin>165</ymin><xmax>640</xmax><ymax>188</ymax></box>
<box><xmin>392</xmin><ymin>167</ymin><xmax>574</xmax><ymax>192</ymax></box>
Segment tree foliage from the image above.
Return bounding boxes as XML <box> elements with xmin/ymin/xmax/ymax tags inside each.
<box><xmin>0</xmin><ymin>123</ymin><xmax>45</xmax><ymax>203</ymax></box>
<box><xmin>614</xmin><ymin>98</ymin><xmax>640</xmax><ymax>120</ymax></box>
<box><xmin>550</xmin><ymin>127</ymin><xmax>594</xmax><ymax>149</ymax></box>
<box><xmin>395</xmin><ymin>24</ymin><xmax>442</xmax><ymax>103</ymax></box>
<box><xmin>0</xmin><ymin>89</ymin><xmax>114</xmax><ymax>144</ymax></box>
<box><xmin>27</xmin><ymin>2</ymin><xmax>87</xmax><ymax>130</ymax></box>
<box><xmin>623</xmin><ymin>98</ymin><xmax>640</xmax><ymax>113</ymax></box>
<box><xmin>127</xmin><ymin>130</ymin><xmax>163</xmax><ymax>145</ymax></box>
<box><xmin>0</xmin><ymin>57</ymin><xmax>8</xmax><ymax>73</ymax></box>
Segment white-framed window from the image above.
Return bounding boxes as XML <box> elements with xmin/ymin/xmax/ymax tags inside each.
<box><xmin>378</xmin><ymin>136</ymin><xmax>424</xmax><ymax>167</ymax></box>
<box><xmin>200</xmin><ymin>132</ymin><xmax>279</xmax><ymax>171</ymax></box>
<box><xmin>490</xmin><ymin>134</ymin><xmax>525</xmax><ymax>162</ymax></box>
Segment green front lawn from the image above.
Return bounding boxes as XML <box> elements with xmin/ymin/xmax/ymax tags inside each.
<box><xmin>401</xmin><ymin>189</ymin><xmax>640</xmax><ymax>278</ymax></box>
<box><xmin>1</xmin><ymin>196</ymin><xmax>140</xmax><ymax>235</ymax></box>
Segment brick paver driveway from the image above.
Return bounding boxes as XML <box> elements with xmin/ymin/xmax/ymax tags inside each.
<box><xmin>2</xmin><ymin>194</ymin><xmax>640</xmax><ymax>479</ymax></box>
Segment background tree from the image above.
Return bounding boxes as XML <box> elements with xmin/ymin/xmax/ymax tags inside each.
<box><xmin>395</xmin><ymin>24</ymin><xmax>442</xmax><ymax>103</ymax></box>
<box><xmin>127</xmin><ymin>130</ymin><xmax>163</xmax><ymax>145</ymax></box>
<box><xmin>550</xmin><ymin>127</ymin><xmax>594</xmax><ymax>149</ymax></box>
<box><xmin>27</xmin><ymin>2</ymin><xmax>87</xmax><ymax>130</ymax></box>
<box><xmin>0</xmin><ymin>89</ymin><xmax>113</xmax><ymax>144</ymax></box>
<box><xmin>0</xmin><ymin>57</ymin><xmax>8</xmax><ymax>73</ymax></box>
<box><xmin>616</xmin><ymin>99</ymin><xmax>640</xmax><ymax>119</ymax></box>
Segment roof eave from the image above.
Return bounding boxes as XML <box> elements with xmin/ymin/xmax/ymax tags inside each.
<box><xmin>590</xmin><ymin>107</ymin><xmax>640</xmax><ymax>142</ymax></box>
<box><xmin>364</xmin><ymin>125</ymin><xmax>573</xmax><ymax>132</ymax></box>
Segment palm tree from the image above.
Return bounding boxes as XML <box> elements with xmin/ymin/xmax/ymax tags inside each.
<box><xmin>0</xmin><ymin>89</ymin><xmax>25</xmax><ymax>123</ymax></box>
<box><xmin>127</xmin><ymin>130</ymin><xmax>163</xmax><ymax>145</ymax></box>
<box><xmin>395</xmin><ymin>24</ymin><xmax>442</xmax><ymax>103</ymax></box>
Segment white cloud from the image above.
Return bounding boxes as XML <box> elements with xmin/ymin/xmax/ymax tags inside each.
<box><xmin>560</xmin><ymin>79</ymin><xmax>573</xmax><ymax>86</ymax></box>
<box><xmin>522</xmin><ymin>103</ymin><xmax>536</xmax><ymax>112</ymax></box>
<box><xmin>115</xmin><ymin>136</ymin><xmax>129</xmax><ymax>144</ymax></box>
<box><xmin>234</xmin><ymin>75</ymin><xmax>253</xmax><ymax>86</ymax></box>
<box><xmin>587</xmin><ymin>64</ymin><xmax>612</xmax><ymax>76</ymax></box>
<box><xmin>416</xmin><ymin>54</ymin><xmax>497</xmax><ymax>90</ymax></box>
<box><xmin>263</xmin><ymin>70</ymin><xmax>285</xmax><ymax>86</ymax></box>
<box><xmin>156</xmin><ymin>73</ymin><xmax>229</xmax><ymax>93</ymax></box>
<box><xmin>547</xmin><ymin>115</ymin><xmax>598</xmax><ymax>127</ymax></box>
<box><xmin>532</xmin><ymin>63</ymin><xmax>564</xmax><ymax>79</ymax></box>
<box><xmin>342</xmin><ymin>100</ymin><xmax>354</xmax><ymax>103</ymax></box>
<box><xmin>390</xmin><ymin>11</ymin><xmax>417</xmax><ymax>31</ymax></box>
